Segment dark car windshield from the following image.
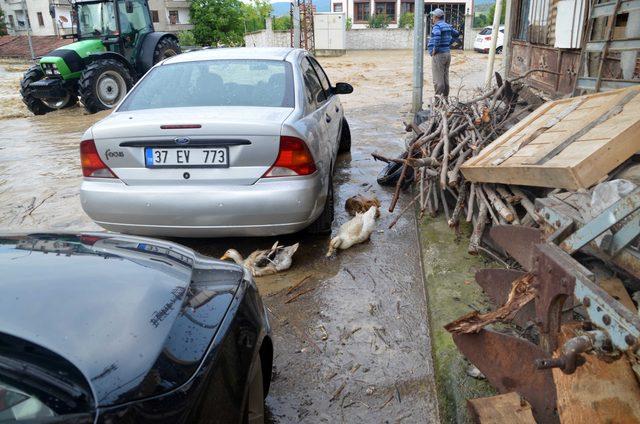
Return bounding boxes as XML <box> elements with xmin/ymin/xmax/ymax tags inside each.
<box><xmin>119</xmin><ymin>59</ymin><xmax>295</xmax><ymax>111</ymax></box>
<box><xmin>0</xmin><ymin>333</ymin><xmax>94</xmax><ymax>420</ymax></box>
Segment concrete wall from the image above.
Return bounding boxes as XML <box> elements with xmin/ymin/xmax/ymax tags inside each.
<box><xmin>346</xmin><ymin>27</ymin><xmax>413</xmax><ymax>49</ymax></box>
<box><xmin>244</xmin><ymin>29</ymin><xmax>291</xmax><ymax>48</ymax></box>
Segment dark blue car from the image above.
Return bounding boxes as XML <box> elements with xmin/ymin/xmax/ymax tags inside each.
<box><xmin>0</xmin><ymin>233</ymin><xmax>273</xmax><ymax>423</ymax></box>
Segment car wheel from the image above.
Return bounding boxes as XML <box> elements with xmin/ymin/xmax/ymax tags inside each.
<box><xmin>243</xmin><ymin>356</ymin><xmax>264</xmax><ymax>424</ymax></box>
<box><xmin>306</xmin><ymin>174</ymin><xmax>334</xmax><ymax>235</ymax></box>
<box><xmin>496</xmin><ymin>46</ymin><xmax>503</xmax><ymax>54</ymax></box>
<box><xmin>338</xmin><ymin>118</ymin><xmax>351</xmax><ymax>153</ymax></box>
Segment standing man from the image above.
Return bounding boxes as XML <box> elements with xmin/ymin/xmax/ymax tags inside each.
<box><xmin>427</xmin><ymin>8</ymin><xmax>459</xmax><ymax>97</ymax></box>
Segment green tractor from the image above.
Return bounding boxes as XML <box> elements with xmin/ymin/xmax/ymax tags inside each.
<box><xmin>20</xmin><ymin>0</ymin><xmax>180</xmax><ymax>115</ymax></box>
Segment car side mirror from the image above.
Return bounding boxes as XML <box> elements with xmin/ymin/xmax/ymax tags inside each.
<box><xmin>332</xmin><ymin>82</ymin><xmax>353</xmax><ymax>95</ymax></box>
<box><xmin>125</xmin><ymin>0</ymin><xmax>134</xmax><ymax>13</ymax></box>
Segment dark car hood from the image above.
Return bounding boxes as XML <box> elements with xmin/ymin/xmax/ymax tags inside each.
<box><xmin>0</xmin><ymin>233</ymin><xmax>244</xmax><ymax>407</ymax></box>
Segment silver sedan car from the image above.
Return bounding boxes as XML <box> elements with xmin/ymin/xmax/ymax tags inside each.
<box><xmin>79</xmin><ymin>47</ymin><xmax>352</xmax><ymax>237</ymax></box>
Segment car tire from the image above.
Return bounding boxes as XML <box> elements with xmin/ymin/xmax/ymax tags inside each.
<box><xmin>20</xmin><ymin>65</ymin><xmax>53</xmax><ymax>116</ymax></box>
<box><xmin>79</xmin><ymin>59</ymin><xmax>134</xmax><ymax>114</ymax></box>
<box><xmin>338</xmin><ymin>118</ymin><xmax>351</xmax><ymax>153</ymax></box>
<box><xmin>306</xmin><ymin>174</ymin><xmax>334</xmax><ymax>235</ymax></box>
<box><xmin>496</xmin><ymin>46</ymin><xmax>503</xmax><ymax>54</ymax></box>
<box><xmin>243</xmin><ymin>356</ymin><xmax>264</xmax><ymax>424</ymax></box>
<box><xmin>153</xmin><ymin>37</ymin><xmax>181</xmax><ymax>64</ymax></box>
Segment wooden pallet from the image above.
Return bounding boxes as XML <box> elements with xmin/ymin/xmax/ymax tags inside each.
<box><xmin>460</xmin><ymin>86</ymin><xmax>640</xmax><ymax>190</ymax></box>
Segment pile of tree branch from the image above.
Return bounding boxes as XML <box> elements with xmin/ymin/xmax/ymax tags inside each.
<box><xmin>373</xmin><ymin>75</ymin><xmax>543</xmax><ymax>254</ymax></box>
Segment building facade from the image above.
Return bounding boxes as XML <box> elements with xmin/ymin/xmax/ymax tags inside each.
<box><xmin>0</xmin><ymin>0</ymin><xmax>191</xmax><ymax>36</ymax></box>
<box><xmin>329</xmin><ymin>0</ymin><xmax>473</xmax><ymax>30</ymax></box>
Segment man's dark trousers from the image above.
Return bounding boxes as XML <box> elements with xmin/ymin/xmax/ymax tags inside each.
<box><xmin>432</xmin><ymin>51</ymin><xmax>451</xmax><ymax>97</ymax></box>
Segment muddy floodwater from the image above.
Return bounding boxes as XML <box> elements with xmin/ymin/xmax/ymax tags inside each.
<box><xmin>0</xmin><ymin>50</ymin><xmax>496</xmax><ymax>422</ymax></box>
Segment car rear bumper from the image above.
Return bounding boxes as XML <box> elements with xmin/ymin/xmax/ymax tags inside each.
<box><xmin>80</xmin><ymin>175</ymin><xmax>325</xmax><ymax>237</ymax></box>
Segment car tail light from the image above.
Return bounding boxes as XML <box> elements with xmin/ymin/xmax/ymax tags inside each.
<box><xmin>262</xmin><ymin>136</ymin><xmax>317</xmax><ymax>178</ymax></box>
<box><xmin>80</xmin><ymin>140</ymin><xmax>116</xmax><ymax>178</ymax></box>
<box><xmin>79</xmin><ymin>235</ymin><xmax>102</xmax><ymax>245</ymax></box>
<box><xmin>484</xmin><ymin>36</ymin><xmax>492</xmax><ymax>40</ymax></box>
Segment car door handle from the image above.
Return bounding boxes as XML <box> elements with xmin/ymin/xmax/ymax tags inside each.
<box><xmin>325</xmin><ymin>115</ymin><xmax>332</xmax><ymax>123</ymax></box>
<box><xmin>335</xmin><ymin>106</ymin><xmax>339</xmax><ymax>113</ymax></box>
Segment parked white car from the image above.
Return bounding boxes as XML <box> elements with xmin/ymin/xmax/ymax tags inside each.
<box><xmin>79</xmin><ymin>47</ymin><xmax>353</xmax><ymax>237</ymax></box>
<box><xmin>474</xmin><ymin>26</ymin><xmax>505</xmax><ymax>53</ymax></box>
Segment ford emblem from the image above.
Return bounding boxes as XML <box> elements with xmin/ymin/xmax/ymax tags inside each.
<box><xmin>175</xmin><ymin>137</ymin><xmax>190</xmax><ymax>145</ymax></box>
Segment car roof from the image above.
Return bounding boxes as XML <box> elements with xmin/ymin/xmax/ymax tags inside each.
<box><xmin>162</xmin><ymin>47</ymin><xmax>302</xmax><ymax>65</ymax></box>
<box><xmin>484</xmin><ymin>25</ymin><xmax>505</xmax><ymax>29</ymax></box>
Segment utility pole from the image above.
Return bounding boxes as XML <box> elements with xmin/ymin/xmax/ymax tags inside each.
<box><xmin>483</xmin><ymin>0</ymin><xmax>503</xmax><ymax>88</ymax></box>
<box><xmin>411</xmin><ymin>0</ymin><xmax>424</xmax><ymax>114</ymax></box>
<box><xmin>22</xmin><ymin>0</ymin><xmax>36</xmax><ymax>60</ymax></box>
<box><xmin>292</xmin><ymin>3</ymin><xmax>301</xmax><ymax>48</ymax></box>
<box><xmin>502</xmin><ymin>0</ymin><xmax>513</xmax><ymax>78</ymax></box>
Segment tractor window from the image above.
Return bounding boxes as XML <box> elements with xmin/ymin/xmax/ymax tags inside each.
<box><xmin>77</xmin><ymin>1</ymin><xmax>117</xmax><ymax>38</ymax></box>
<box><xmin>117</xmin><ymin>0</ymin><xmax>152</xmax><ymax>34</ymax></box>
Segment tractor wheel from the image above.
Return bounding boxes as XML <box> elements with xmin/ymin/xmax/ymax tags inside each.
<box><xmin>79</xmin><ymin>59</ymin><xmax>134</xmax><ymax>113</ymax></box>
<box><xmin>42</xmin><ymin>89</ymin><xmax>78</xmax><ymax>110</ymax></box>
<box><xmin>153</xmin><ymin>37</ymin><xmax>181</xmax><ymax>64</ymax></box>
<box><xmin>20</xmin><ymin>65</ymin><xmax>53</xmax><ymax>116</ymax></box>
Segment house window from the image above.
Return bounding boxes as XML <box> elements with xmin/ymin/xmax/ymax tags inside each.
<box><xmin>401</xmin><ymin>2</ymin><xmax>414</xmax><ymax>15</ymax></box>
<box><xmin>333</xmin><ymin>3</ymin><xmax>343</xmax><ymax>12</ymax></box>
<box><xmin>354</xmin><ymin>2</ymin><xmax>370</xmax><ymax>22</ymax></box>
<box><xmin>375</xmin><ymin>2</ymin><xmax>396</xmax><ymax>22</ymax></box>
<box><xmin>37</xmin><ymin>12</ymin><xmax>44</xmax><ymax>26</ymax></box>
<box><xmin>151</xmin><ymin>9</ymin><xmax>159</xmax><ymax>23</ymax></box>
<box><xmin>168</xmin><ymin>10</ymin><xmax>179</xmax><ymax>24</ymax></box>
<box><xmin>8</xmin><ymin>15</ymin><xmax>15</xmax><ymax>28</ymax></box>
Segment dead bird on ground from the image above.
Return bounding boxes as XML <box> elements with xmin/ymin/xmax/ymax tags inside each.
<box><xmin>327</xmin><ymin>206</ymin><xmax>378</xmax><ymax>257</ymax></box>
<box><xmin>221</xmin><ymin>241</ymin><xmax>300</xmax><ymax>277</ymax></box>
<box><xmin>345</xmin><ymin>194</ymin><xmax>381</xmax><ymax>217</ymax></box>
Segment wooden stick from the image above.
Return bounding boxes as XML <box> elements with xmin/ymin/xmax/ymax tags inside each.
<box><xmin>468</xmin><ymin>199</ymin><xmax>488</xmax><ymax>254</ymax></box>
<box><xmin>440</xmin><ymin>110</ymin><xmax>450</xmax><ymax>189</ymax></box>
<box><xmin>448</xmin><ymin>181</ymin><xmax>468</xmax><ymax>228</ymax></box>
<box><xmin>483</xmin><ymin>184</ymin><xmax>515</xmax><ymax>223</ymax></box>
<box><xmin>466</xmin><ymin>182</ymin><xmax>476</xmax><ymax>222</ymax></box>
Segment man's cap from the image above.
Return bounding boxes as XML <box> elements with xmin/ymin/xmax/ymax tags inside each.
<box><xmin>430</xmin><ymin>8</ymin><xmax>444</xmax><ymax>17</ymax></box>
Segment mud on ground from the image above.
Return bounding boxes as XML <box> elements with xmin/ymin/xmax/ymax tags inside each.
<box><xmin>0</xmin><ymin>50</ymin><xmax>496</xmax><ymax>422</ymax></box>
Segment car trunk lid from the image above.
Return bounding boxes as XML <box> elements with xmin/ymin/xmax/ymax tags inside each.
<box><xmin>91</xmin><ymin>106</ymin><xmax>294</xmax><ymax>186</ymax></box>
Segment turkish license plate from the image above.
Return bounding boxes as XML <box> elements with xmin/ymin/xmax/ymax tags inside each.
<box><xmin>145</xmin><ymin>147</ymin><xmax>229</xmax><ymax>168</ymax></box>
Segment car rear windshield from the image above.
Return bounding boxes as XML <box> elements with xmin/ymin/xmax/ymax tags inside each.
<box><xmin>479</xmin><ymin>28</ymin><xmax>492</xmax><ymax>35</ymax></box>
<box><xmin>119</xmin><ymin>59</ymin><xmax>295</xmax><ymax>111</ymax></box>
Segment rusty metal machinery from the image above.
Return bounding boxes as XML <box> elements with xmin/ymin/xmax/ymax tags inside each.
<box><xmin>449</xmin><ymin>224</ymin><xmax>640</xmax><ymax>423</ymax></box>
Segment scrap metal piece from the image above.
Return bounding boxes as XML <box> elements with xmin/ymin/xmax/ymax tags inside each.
<box><xmin>559</xmin><ymin>187</ymin><xmax>640</xmax><ymax>254</ymax></box>
<box><xmin>475</xmin><ymin>268</ymin><xmax>526</xmax><ymax>304</ymax></box>
<box><xmin>452</xmin><ymin>329</ymin><xmax>559</xmax><ymax>424</ymax></box>
<box><xmin>489</xmin><ymin>226</ymin><xmax>544</xmax><ymax>271</ymax></box>
<box><xmin>601</xmin><ymin>212</ymin><xmax>640</xmax><ymax>256</ymax></box>
<box><xmin>535</xmin><ymin>330</ymin><xmax>608</xmax><ymax>374</ymax></box>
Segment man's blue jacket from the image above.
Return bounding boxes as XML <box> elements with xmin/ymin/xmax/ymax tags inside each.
<box><xmin>427</xmin><ymin>21</ymin><xmax>460</xmax><ymax>55</ymax></box>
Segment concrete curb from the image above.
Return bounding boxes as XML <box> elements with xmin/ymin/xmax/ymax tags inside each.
<box><xmin>416</xmin><ymin>212</ymin><xmax>496</xmax><ymax>422</ymax></box>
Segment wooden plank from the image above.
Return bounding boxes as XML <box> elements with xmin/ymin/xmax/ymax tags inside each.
<box><xmin>461</xmin><ymin>86</ymin><xmax>640</xmax><ymax>189</ymax></box>
<box><xmin>467</xmin><ymin>392</ymin><xmax>536</xmax><ymax>424</ymax></box>
<box><xmin>553</xmin><ymin>323</ymin><xmax>640</xmax><ymax>424</ymax></box>
<box><xmin>534</xmin><ymin>89</ymin><xmax>640</xmax><ymax>165</ymax></box>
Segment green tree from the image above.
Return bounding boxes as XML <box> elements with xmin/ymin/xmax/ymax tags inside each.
<box><xmin>367</xmin><ymin>13</ymin><xmax>390</xmax><ymax>28</ymax></box>
<box><xmin>178</xmin><ymin>30</ymin><xmax>197</xmax><ymax>46</ymax></box>
<box><xmin>473</xmin><ymin>13</ymin><xmax>488</xmax><ymax>28</ymax></box>
<box><xmin>272</xmin><ymin>15</ymin><xmax>292</xmax><ymax>31</ymax></box>
<box><xmin>241</xmin><ymin>0</ymin><xmax>271</xmax><ymax>33</ymax></box>
<box><xmin>190</xmin><ymin>0</ymin><xmax>245</xmax><ymax>46</ymax></box>
<box><xmin>399</xmin><ymin>12</ymin><xmax>413</xmax><ymax>29</ymax></box>
<box><xmin>0</xmin><ymin>7</ymin><xmax>7</xmax><ymax>35</ymax></box>
<box><xmin>487</xmin><ymin>4</ymin><xmax>505</xmax><ymax>25</ymax></box>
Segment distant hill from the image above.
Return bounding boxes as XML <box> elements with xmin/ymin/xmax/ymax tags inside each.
<box><xmin>271</xmin><ymin>0</ymin><xmax>330</xmax><ymax>17</ymax></box>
